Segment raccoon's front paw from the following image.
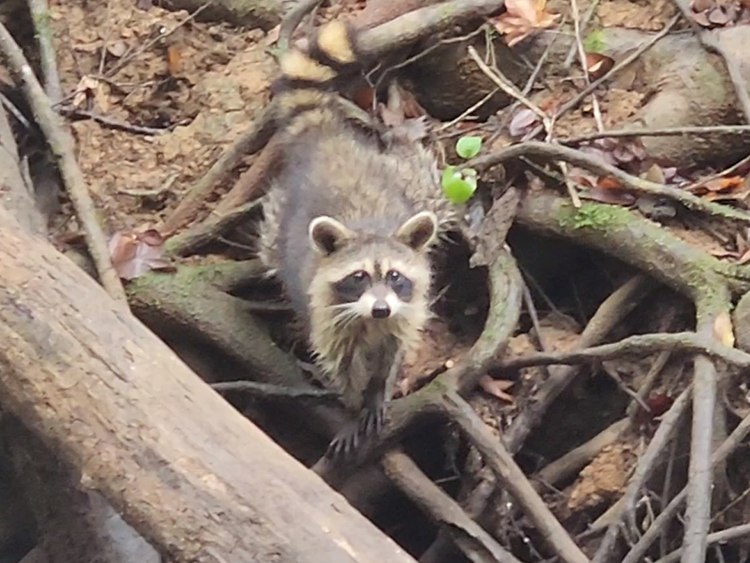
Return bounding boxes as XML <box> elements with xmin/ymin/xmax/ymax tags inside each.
<box><xmin>325</xmin><ymin>406</ymin><xmax>385</xmax><ymax>464</ymax></box>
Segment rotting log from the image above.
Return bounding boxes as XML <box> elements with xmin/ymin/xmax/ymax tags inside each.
<box><xmin>0</xmin><ymin>204</ymin><xmax>417</xmax><ymax>563</ymax></box>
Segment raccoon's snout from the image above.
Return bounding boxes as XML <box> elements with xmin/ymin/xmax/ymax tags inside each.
<box><xmin>371</xmin><ymin>299</ymin><xmax>391</xmax><ymax>319</ymax></box>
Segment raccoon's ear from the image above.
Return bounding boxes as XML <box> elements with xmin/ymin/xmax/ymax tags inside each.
<box><xmin>309</xmin><ymin>216</ymin><xmax>354</xmax><ymax>255</ymax></box>
<box><xmin>395</xmin><ymin>211</ymin><xmax>438</xmax><ymax>252</ymax></box>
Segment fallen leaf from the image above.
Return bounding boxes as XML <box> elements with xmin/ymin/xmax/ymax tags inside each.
<box><xmin>71</xmin><ymin>75</ymin><xmax>102</xmax><ymax>110</ymax></box>
<box><xmin>585</xmin><ymin>52</ymin><xmax>615</xmax><ymax>79</ymax></box>
<box><xmin>580</xmin><ymin>177</ymin><xmax>636</xmax><ymax>205</ymax></box>
<box><xmin>167</xmin><ymin>44</ymin><xmax>182</xmax><ymax>76</ymax></box>
<box><xmin>490</xmin><ymin>0</ymin><xmax>561</xmax><ymax>47</ymax></box>
<box><xmin>634</xmin><ymin>393</ymin><xmax>674</xmax><ymax>425</ymax></box>
<box><xmin>509</xmin><ymin>107</ymin><xmax>541</xmax><ymax>138</ymax></box>
<box><xmin>109</xmin><ymin>229</ymin><xmax>172</xmax><ymax>280</ymax></box>
<box><xmin>479</xmin><ymin>374</ymin><xmax>515</xmax><ymax>403</ymax></box>
<box><xmin>691</xmin><ymin>0</ymin><xmax>713</xmax><ymax>11</ymax></box>
<box><xmin>714</xmin><ymin>311</ymin><xmax>736</xmax><ymax>347</ymax></box>
<box><xmin>642</xmin><ymin>163</ymin><xmax>665</xmax><ymax>184</ymax></box>
<box><xmin>264</xmin><ymin>24</ymin><xmax>281</xmax><ymax>46</ymax></box>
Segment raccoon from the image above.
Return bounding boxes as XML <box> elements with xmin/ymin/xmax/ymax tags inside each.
<box><xmin>256</xmin><ymin>20</ymin><xmax>462</xmax><ymax>461</ymax></box>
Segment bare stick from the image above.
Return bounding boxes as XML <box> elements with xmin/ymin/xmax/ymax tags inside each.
<box><xmin>563</xmin><ymin>0</ymin><xmax>602</xmax><ymax>67</ymax></box>
<box><xmin>277</xmin><ymin>0</ymin><xmax>323</xmax><ymax>52</ymax></box>
<box><xmin>497</xmin><ymin>331</ymin><xmax>750</xmax><ymax>371</ymax></box>
<box><xmin>681</xmin><ymin>297</ymin><xmax>730</xmax><ymax>563</ymax></box>
<box><xmin>467</xmin><ymin>140</ymin><xmax>750</xmax><ymax>225</ymax></box>
<box><xmin>591</xmin><ymin>386</ymin><xmax>692</xmax><ymax>563</ymax></box>
<box><xmin>443</xmin><ymin>390</ymin><xmax>589</xmax><ymax>563</ymax></box>
<box><xmin>562</xmin><ymin>124</ymin><xmax>750</xmax><ymax>144</ymax></box>
<box><xmin>0</xmin><ymin>21</ymin><xmax>127</xmax><ymax>304</ymax></box>
<box><xmin>357</xmin><ymin>0</ymin><xmax>506</xmax><ymax>57</ymax></box>
<box><xmin>61</xmin><ymin>109</ymin><xmax>168</xmax><ymax>136</ymax></box>
<box><xmin>522</xmin><ymin>15</ymin><xmax>680</xmax><ymax>142</ymax></box>
<box><xmin>27</xmin><ymin>0</ymin><xmax>62</xmax><ymax>104</ymax></box>
<box><xmin>504</xmin><ymin>274</ymin><xmax>655</xmax><ymax>454</ymax></box>
<box><xmin>535</xmin><ymin>418</ymin><xmax>630</xmax><ymax>487</ymax></box>
<box><xmin>684</xmin><ymin>151</ymin><xmax>750</xmax><ymax>191</ymax></box>
<box><xmin>655</xmin><ymin>523</ymin><xmax>750</xmax><ymax>563</ymax></box>
<box><xmin>160</xmin><ymin>111</ymin><xmax>277</xmax><ymax>238</ymax></box>
<box><xmin>621</xmin><ymin>390</ymin><xmax>750</xmax><ymax>563</ymax></box>
<box><xmin>570</xmin><ymin>0</ymin><xmax>604</xmax><ymax>132</ymax></box>
<box><xmin>383</xmin><ymin>450</ymin><xmax>523</xmax><ymax>563</ymax></box>
<box><xmin>211</xmin><ymin>380</ymin><xmax>338</xmax><ymax>399</ymax></box>
<box><xmin>553</xmin><ymin>15</ymin><xmax>680</xmax><ymax>123</ymax></box>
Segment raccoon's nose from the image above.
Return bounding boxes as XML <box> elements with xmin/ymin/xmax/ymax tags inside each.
<box><xmin>371</xmin><ymin>300</ymin><xmax>391</xmax><ymax>319</ymax></box>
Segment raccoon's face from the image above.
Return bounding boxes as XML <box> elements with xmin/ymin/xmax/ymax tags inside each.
<box><xmin>307</xmin><ymin>211</ymin><xmax>438</xmax><ymax>325</ymax></box>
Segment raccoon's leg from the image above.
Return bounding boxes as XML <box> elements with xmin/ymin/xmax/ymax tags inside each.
<box><xmin>326</xmin><ymin>345</ymin><xmax>403</xmax><ymax>464</ymax></box>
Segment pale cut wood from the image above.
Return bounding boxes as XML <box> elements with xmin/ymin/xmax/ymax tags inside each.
<box><xmin>0</xmin><ymin>205</ymin><xmax>416</xmax><ymax>563</ymax></box>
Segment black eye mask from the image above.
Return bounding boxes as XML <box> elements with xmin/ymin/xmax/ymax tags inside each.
<box><xmin>386</xmin><ymin>270</ymin><xmax>413</xmax><ymax>302</ymax></box>
<box><xmin>333</xmin><ymin>270</ymin><xmax>371</xmax><ymax>303</ymax></box>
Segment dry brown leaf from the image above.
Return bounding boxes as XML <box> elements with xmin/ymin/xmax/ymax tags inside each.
<box><xmin>714</xmin><ymin>311</ymin><xmax>736</xmax><ymax>348</ymax></box>
<box><xmin>490</xmin><ymin>0</ymin><xmax>560</xmax><ymax>47</ymax></box>
<box><xmin>585</xmin><ymin>52</ymin><xmax>615</xmax><ymax>79</ymax></box>
<box><xmin>109</xmin><ymin>229</ymin><xmax>172</xmax><ymax>280</ymax></box>
<box><xmin>478</xmin><ymin>375</ymin><xmax>515</xmax><ymax>403</ymax></box>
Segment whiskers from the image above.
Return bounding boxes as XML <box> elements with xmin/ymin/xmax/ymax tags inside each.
<box><xmin>326</xmin><ymin>302</ymin><xmax>362</xmax><ymax>329</ymax></box>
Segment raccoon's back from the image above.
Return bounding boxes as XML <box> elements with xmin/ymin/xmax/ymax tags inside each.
<box><xmin>265</xmin><ymin>127</ymin><xmax>423</xmax><ymax>315</ymax></box>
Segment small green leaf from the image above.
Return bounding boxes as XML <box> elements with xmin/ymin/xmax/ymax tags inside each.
<box><xmin>456</xmin><ymin>136</ymin><xmax>483</xmax><ymax>159</ymax></box>
<box><xmin>583</xmin><ymin>29</ymin><xmax>605</xmax><ymax>54</ymax></box>
<box><xmin>442</xmin><ymin>166</ymin><xmax>477</xmax><ymax>204</ymax></box>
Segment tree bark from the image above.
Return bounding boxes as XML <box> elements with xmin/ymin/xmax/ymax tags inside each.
<box><xmin>0</xmin><ymin>204</ymin><xmax>417</xmax><ymax>563</ymax></box>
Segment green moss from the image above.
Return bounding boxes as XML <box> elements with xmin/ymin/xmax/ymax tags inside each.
<box><xmin>558</xmin><ymin>202</ymin><xmax>629</xmax><ymax>230</ymax></box>
<box><xmin>583</xmin><ymin>29</ymin><xmax>606</xmax><ymax>54</ymax></box>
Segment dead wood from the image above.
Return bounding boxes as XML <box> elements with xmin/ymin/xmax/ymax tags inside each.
<box><xmin>382</xmin><ymin>450</ymin><xmax>523</xmax><ymax>563</ymax></box>
<box><xmin>0</xmin><ymin>20</ymin><xmax>126</xmax><ymax>304</ymax></box>
<box><xmin>0</xmin><ymin>89</ymin><xmax>46</xmax><ymax>238</ymax></box>
<box><xmin>4</xmin><ymin>417</ymin><xmax>160</xmax><ymax>563</ymax></box>
<box><xmin>0</xmin><ymin>204</ymin><xmax>421</xmax><ymax>563</ymax></box>
<box><xmin>515</xmin><ymin>190</ymin><xmax>750</xmax><ymax>299</ymax></box>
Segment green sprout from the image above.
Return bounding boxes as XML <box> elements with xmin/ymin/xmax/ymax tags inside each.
<box><xmin>583</xmin><ymin>29</ymin><xmax>606</xmax><ymax>54</ymax></box>
<box><xmin>442</xmin><ymin>135</ymin><xmax>483</xmax><ymax>204</ymax></box>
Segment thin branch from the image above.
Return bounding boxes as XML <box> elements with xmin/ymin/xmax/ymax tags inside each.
<box><xmin>0</xmin><ymin>21</ymin><xmax>127</xmax><ymax>304</ymax></box>
<box><xmin>504</xmin><ymin>274</ymin><xmax>656</xmax><ymax>454</ymax></box>
<box><xmin>620</xmin><ymin>382</ymin><xmax>750</xmax><ymax>563</ymax></box>
<box><xmin>655</xmin><ymin>522</ymin><xmax>750</xmax><ymax>563</ymax></box>
<box><xmin>467</xmin><ymin>140</ymin><xmax>750</xmax><ymax>226</ymax></box>
<box><xmin>211</xmin><ymin>380</ymin><xmax>338</xmax><ymax>399</ymax></box>
<box><xmin>356</xmin><ymin>0</ymin><xmax>507</xmax><ymax>57</ymax></box>
<box><xmin>570</xmin><ymin>0</ymin><xmax>604</xmax><ymax>132</ymax></box>
<box><xmin>561</xmin><ymin>124</ymin><xmax>750</xmax><ymax>144</ymax></box>
<box><xmin>277</xmin><ymin>0</ymin><xmax>323</xmax><ymax>52</ymax></box>
<box><xmin>28</xmin><ymin>0</ymin><xmax>62</xmax><ymax>104</ymax></box>
<box><xmin>60</xmin><ymin>109</ymin><xmax>169</xmax><ymax>136</ymax></box>
<box><xmin>497</xmin><ymin>331</ymin><xmax>750</xmax><ymax>371</ymax></box>
<box><xmin>681</xmin><ymin>297</ymin><xmax>730</xmax><ymax>563</ymax></box>
<box><xmin>563</xmin><ymin>0</ymin><xmax>602</xmax><ymax>67</ymax></box>
<box><xmin>553</xmin><ymin>15</ymin><xmax>680</xmax><ymax>123</ymax></box>
<box><xmin>382</xmin><ymin>450</ymin><xmax>523</xmax><ymax>563</ymax></box>
<box><xmin>443</xmin><ymin>390</ymin><xmax>589</xmax><ymax>563</ymax></box>
<box><xmin>591</xmin><ymin>386</ymin><xmax>693</xmax><ymax>563</ymax></box>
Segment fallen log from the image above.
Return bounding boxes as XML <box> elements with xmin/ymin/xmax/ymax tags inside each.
<box><xmin>0</xmin><ymin>204</ymin><xmax>416</xmax><ymax>563</ymax></box>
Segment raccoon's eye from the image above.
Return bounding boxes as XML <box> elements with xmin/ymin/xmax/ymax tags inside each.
<box><xmin>386</xmin><ymin>269</ymin><xmax>413</xmax><ymax>301</ymax></box>
<box><xmin>386</xmin><ymin>270</ymin><xmax>402</xmax><ymax>283</ymax></box>
<box><xmin>352</xmin><ymin>270</ymin><xmax>369</xmax><ymax>283</ymax></box>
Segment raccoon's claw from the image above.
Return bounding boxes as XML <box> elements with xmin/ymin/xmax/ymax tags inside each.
<box><xmin>358</xmin><ymin>404</ymin><xmax>385</xmax><ymax>437</ymax></box>
<box><xmin>325</xmin><ymin>406</ymin><xmax>385</xmax><ymax>465</ymax></box>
